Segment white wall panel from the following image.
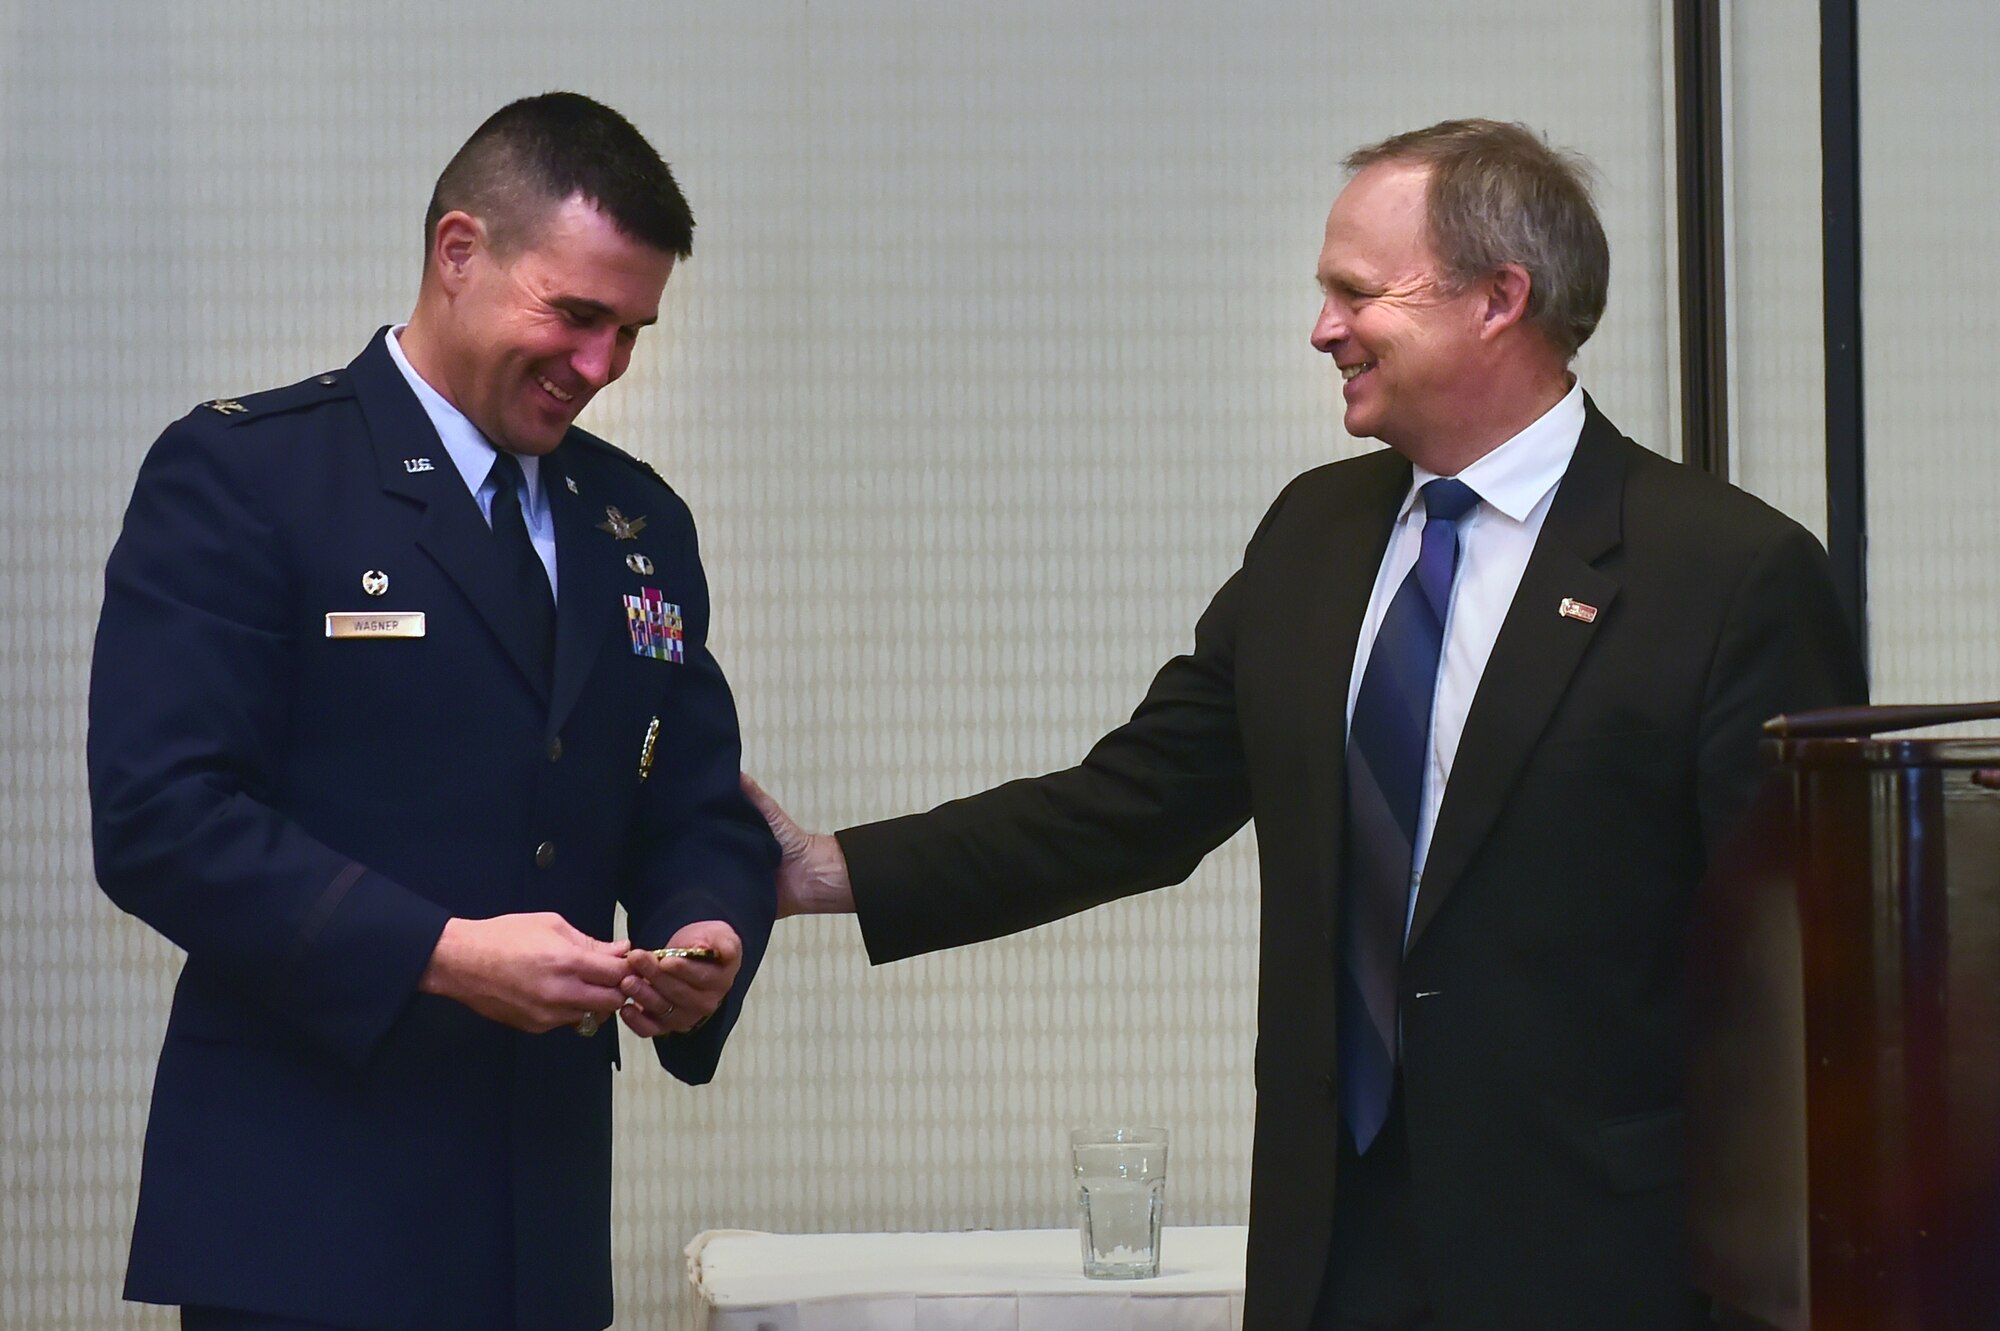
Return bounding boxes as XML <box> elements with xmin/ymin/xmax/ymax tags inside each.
<box><xmin>1725</xmin><ymin>0</ymin><xmax>1831</xmax><ymax>540</ymax></box>
<box><xmin>1859</xmin><ymin>0</ymin><xmax>2000</xmax><ymax>709</ymax></box>
<box><xmin>0</xmin><ymin>3</ymin><xmax>1670</xmax><ymax>1326</ymax></box>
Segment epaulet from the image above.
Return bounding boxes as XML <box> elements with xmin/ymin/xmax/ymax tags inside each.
<box><xmin>567</xmin><ymin>429</ymin><xmax>676</xmax><ymax>495</ymax></box>
<box><xmin>193</xmin><ymin>369</ymin><xmax>353</xmax><ymax>426</ymax></box>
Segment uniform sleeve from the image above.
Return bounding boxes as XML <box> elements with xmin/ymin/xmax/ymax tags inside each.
<box><xmin>622</xmin><ymin>500</ymin><xmax>779</xmax><ymax>1084</ymax></box>
<box><xmin>88</xmin><ymin>418</ymin><xmax>450</xmax><ymax>1067</ymax></box>
<box><xmin>1695</xmin><ymin>518</ymin><xmax>1870</xmax><ymax>855</ymax></box>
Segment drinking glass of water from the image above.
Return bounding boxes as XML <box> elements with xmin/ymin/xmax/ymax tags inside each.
<box><xmin>1070</xmin><ymin>1125</ymin><xmax>1168</xmax><ymax>1279</ymax></box>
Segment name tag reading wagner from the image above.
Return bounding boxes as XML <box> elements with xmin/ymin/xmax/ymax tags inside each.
<box><xmin>325</xmin><ymin>612</ymin><xmax>426</xmax><ymax>639</ymax></box>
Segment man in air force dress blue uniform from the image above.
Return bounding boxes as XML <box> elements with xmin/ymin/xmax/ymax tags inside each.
<box><xmin>88</xmin><ymin>93</ymin><xmax>776</xmax><ymax>1331</ymax></box>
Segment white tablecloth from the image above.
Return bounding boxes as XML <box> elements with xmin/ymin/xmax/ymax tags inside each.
<box><xmin>687</xmin><ymin>1226</ymin><xmax>1248</xmax><ymax>1331</ymax></box>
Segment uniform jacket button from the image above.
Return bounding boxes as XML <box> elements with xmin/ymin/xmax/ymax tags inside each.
<box><xmin>546</xmin><ymin>737</ymin><xmax>563</xmax><ymax>762</ymax></box>
<box><xmin>534</xmin><ymin>841</ymin><xmax>556</xmax><ymax>869</ymax></box>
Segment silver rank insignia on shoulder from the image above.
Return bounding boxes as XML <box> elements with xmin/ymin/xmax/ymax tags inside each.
<box><xmin>403</xmin><ymin>457</ymin><xmax>435</xmax><ymax>474</ymax></box>
<box><xmin>626</xmin><ymin>553</ymin><xmax>654</xmax><ymax>576</ymax></box>
<box><xmin>206</xmin><ymin>399</ymin><xmax>248</xmax><ymax>415</ymax></box>
<box><xmin>361</xmin><ymin>570</ymin><xmax>389</xmax><ymax>596</ymax></box>
<box><xmin>565</xmin><ymin>475</ymin><xmax>579</xmax><ymax>495</ymax></box>
<box><xmin>597</xmin><ymin>506</ymin><xmax>646</xmax><ymax>540</ymax></box>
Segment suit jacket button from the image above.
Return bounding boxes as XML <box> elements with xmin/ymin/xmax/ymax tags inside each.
<box><xmin>546</xmin><ymin>737</ymin><xmax>563</xmax><ymax>762</ymax></box>
<box><xmin>534</xmin><ymin>840</ymin><xmax>556</xmax><ymax>869</ymax></box>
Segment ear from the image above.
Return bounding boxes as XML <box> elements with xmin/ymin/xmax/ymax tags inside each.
<box><xmin>430</xmin><ymin>210</ymin><xmax>486</xmax><ymax>295</ymax></box>
<box><xmin>1477</xmin><ymin>262</ymin><xmax>1533</xmax><ymax>341</ymax></box>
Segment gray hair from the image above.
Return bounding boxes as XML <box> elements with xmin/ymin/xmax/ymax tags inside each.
<box><xmin>1345</xmin><ymin>119</ymin><xmax>1609</xmax><ymax>359</ymax></box>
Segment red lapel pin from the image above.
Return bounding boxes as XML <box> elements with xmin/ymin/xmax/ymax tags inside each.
<box><xmin>1558</xmin><ymin>597</ymin><xmax>1599</xmax><ymax>624</ymax></box>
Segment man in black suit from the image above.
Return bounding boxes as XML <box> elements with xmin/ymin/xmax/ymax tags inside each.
<box><xmin>750</xmin><ymin>120</ymin><xmax>1865</xmax><ymax>1329</ymax></box>
<box><xmin>89</xmin><ymin>93</ymin><xmax>775</xmax><ymax>1329</ymax></box>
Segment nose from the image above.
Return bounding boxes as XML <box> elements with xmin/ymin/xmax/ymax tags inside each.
<box><xmin>572</xmin><ymin>329</ymin><xmax>621</xmax><ymax>391</ymax></box>
<box><xmin>1310</xmin><ymin>296</ymin><xmax>1346</xmax><ymax>354</ymax></box>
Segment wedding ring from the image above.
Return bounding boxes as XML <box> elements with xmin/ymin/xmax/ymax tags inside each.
<box><xmin>575</xmin><ymin>1011</ymin><xmax>600</xmax><ymax>1037</ymax></box>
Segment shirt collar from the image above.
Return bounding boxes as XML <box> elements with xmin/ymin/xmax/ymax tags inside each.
<box><xmin>382</xmin><ymin>324</ymin><xmax>543</xmax><ymax>513</ymax></box>
<box><xmin>1400</xmin><ymin>379</ymin><xmax>1585</xmax><ymax>523</ymax></box>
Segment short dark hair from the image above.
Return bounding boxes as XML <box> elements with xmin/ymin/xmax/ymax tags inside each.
<box><xmin>1345</xmin><ymin>119</ymin><xmax>1608</xmax><ymax>358</ymax></box>
<box><xmin>425</xmin><ymin>91</ymin><xmax>695</xmax><ymax>261</ymax></box>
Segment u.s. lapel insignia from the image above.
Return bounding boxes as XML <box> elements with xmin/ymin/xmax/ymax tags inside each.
<box><xmin>565</xmin><ymin>475</ymin><xmax>579</xmax><ymax>495</ymax></box>
<box><xmin>623</xmin><ymin>587</ymin><xmax>685</xmax><ymax>663</ymax></box>
<box><xmin>403</xmin><ymin>457</ymin><xmax>435</xmax><ymax>474</ymax></box>
<box><xmin>637</xmin><ymin>715</ymin><xmax>661</xmax><ymax>782</ymax></box>
<box><xmin>1558</xmin><ymin>597</ymin><xmax>1599</xmax><ymax>624</ymax></box>
<box><xmin>361</xmin><ymin>570</ymin><xmax>389</xmax><ymax>596</ymax></box>
<box><xmin>205</xmin><ymin>399</ymin><xmax>248</xmax><ymax>415</ymax></box>
<box><xmin>626</xmin><ymin>553</ymin><xmax>654</xmax><ymax>576</ymax></box>
<box><xmin>597</xmin><ymin>505</ymin><xmax>647</xmax><ymax>540</ymax></box>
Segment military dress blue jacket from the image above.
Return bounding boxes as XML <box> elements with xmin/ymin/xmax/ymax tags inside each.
<box><xmin>88</xmin><ymin>330</ymin><xmax>778</xmax><ymax>1330</ymax></box>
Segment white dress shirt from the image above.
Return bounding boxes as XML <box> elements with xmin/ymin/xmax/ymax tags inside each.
<box><xmin>1344</xmin><ymin>382</ymin><xmax>1585</xmax><ymax>932</ymax></box>
<box><xmin>384</xmin><ymin>325</ymin><xmax>559</xmax><ymax>601</ymax></box>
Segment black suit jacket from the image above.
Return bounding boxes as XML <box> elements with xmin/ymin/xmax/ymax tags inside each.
<box><xmin>840</xmin><ymin>400</ymin><xmax>1865</xmax><ymax>1330</ymax></box>
<box><xmin>89</xmin><ymin>332</ymin><xmax>777</xmax><ymax>1330</ymax></box>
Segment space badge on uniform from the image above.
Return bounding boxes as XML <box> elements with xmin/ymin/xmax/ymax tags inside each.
<box><xmin>623</xmin><ymin>588</ymin><xmax>683</xmax><ymax>662</ymax></box>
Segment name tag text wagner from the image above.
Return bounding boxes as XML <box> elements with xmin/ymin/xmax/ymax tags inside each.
<box><xmin>325</xmin><ymin>612</ymin><xmax>427</xmax><ymax>639</ymax></box>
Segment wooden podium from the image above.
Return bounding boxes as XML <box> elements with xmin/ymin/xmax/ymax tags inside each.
<box><xmin>1689</xmin><ymin>703</ymin><xmax>2000</xmax><ymax>1330</ymax></box>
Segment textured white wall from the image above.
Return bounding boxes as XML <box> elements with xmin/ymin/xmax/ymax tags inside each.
<box><xmin>1725</xmin><ymin>0</ymin><xmax>1832</xmax><ymax>541</ymax></box>
<box><xmin>1859</xmin><ymin>0</ymin><xmax>2000</xmax><ymax>708</ymax></box>
<box><xmin>0</xmin><ymin>2</ymin><xmax>1674</xmax><ymax>1326</ymax></box>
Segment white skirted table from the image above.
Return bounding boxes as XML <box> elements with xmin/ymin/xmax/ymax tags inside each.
<box><xmin>687</xmin><ymin>1225</ymin><xmax>1248</xmax><ymax>1331</ymax></box>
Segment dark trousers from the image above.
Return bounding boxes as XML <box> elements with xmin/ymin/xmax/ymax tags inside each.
<box><xmin>1312</xmin><ymin>1089</ymin><xmax>1436</xmax><ymax>1331</ymax></box>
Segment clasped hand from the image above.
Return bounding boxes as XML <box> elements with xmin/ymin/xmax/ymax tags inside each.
<box><xmin>419</xmin><ymin>912</ymin><xmax>743</xmax><ymax>1037</ymax></box>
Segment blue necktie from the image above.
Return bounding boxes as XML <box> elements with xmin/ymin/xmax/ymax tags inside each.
<box><xmin>1338</xmin><ymin>477</ymin><xmax>1480</xmax><ymax>1153</ymax></box>
<box><xmin>489</xmin><ymin>451</ymin><xmax>555</xmax><ymax>690</ymax></box>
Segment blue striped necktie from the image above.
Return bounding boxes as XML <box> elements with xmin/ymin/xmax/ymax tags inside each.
<box><xmin>1338</xmin><ymin>477</ymin><xmax>1480</xmax><ymax>1153</ymax></box>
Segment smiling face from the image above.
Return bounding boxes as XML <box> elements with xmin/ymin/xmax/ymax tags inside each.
<box><xmin>425</xmin><ymin>194</ymin><xmax>676</xmax><ymax>456</ymax></box>
<box><xmin>1310</xmin><ymin>162</ymin><xmax>1494</xmax><ymax>462</ymax></box>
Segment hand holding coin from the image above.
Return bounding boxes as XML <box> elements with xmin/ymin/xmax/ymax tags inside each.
<box><xmin>617</xmin><ymin>923</ymin><xmax>743</xmax><ymax>1038</ymax></box>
